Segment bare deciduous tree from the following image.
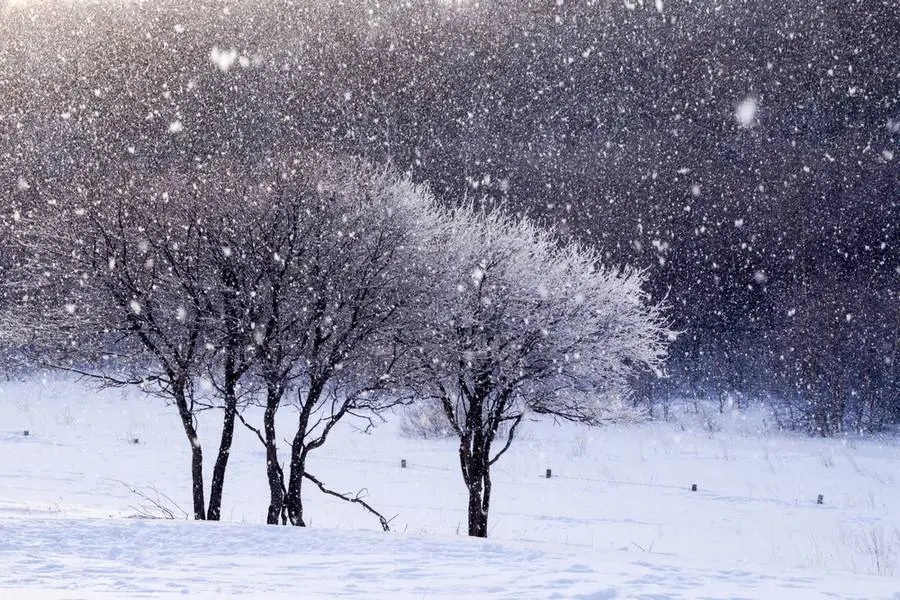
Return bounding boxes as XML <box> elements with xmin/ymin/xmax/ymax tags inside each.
<box><xmin>20</xmin><ymin>166</ymin><xmax>259</xmax><ymax>521</ymax></box>
<box><xmin>234</xmin><ymin>158</ymin><xmax>441</xmax><ymax>527</ymax></box>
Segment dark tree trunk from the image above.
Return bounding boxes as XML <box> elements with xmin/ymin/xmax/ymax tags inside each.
<box><xmin>285</xmin><ymin>436</ymin><xmax>307</xmax><ymax>527</ymax></box>
<box><xmin>207</xmin><ymin>393</ymin><xmax>237</xmax><ymax>521</ymax></box>
<box><xmin>263</xmin><ymin>392</ymin><xmax>286</xmax><ymax>525</ymax></box>
<box><xmin>207</xmin><ymin>266</ymin><xmax>245</xmax><ymax>521</ymax></box>
<box><xmin>285</xmin><ymin>386</ymin><xmax>319</xmax><ymax>527</ymax></box>
<box><xmin>189</xmin><ymin>440</ymin><xmax>206</xmax><ymax>521</ymax></box>
<box><xmin>466</xmin><ymin>481</ymin><xmax>489</xmax><ymax>537</ymax></box>
<box><xmin>460</xmin><ymin>389</ymin><xmax>494</xmax><ymax>538</ymax></box>
<box><xmin>173</xmin><ymin>381</ymin><xmax>206</xmax><ymax>520</ymax></box>
<box><xmin>464</xmin><ymin>444</ymin><xmax>492</xmax><ymax>537</ymax></box>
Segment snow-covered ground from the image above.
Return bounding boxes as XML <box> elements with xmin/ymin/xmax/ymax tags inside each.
<box><xmin>2</xmin><ymin>376</ymin><xmax>900</xmax><ymax>598</ymax></box>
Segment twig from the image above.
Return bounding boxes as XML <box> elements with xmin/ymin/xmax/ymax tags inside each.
<box><xmin>45</xmin><ymin>364</ymin><xmax>149</xmax><ymax>387</ymax></box>
<box><xmin>303</xmin><ymin>471</ymin><xmax>394</xmax><ymax>532</ymax></box>
<box><xmin>117</xmin><ymin>480</ymin><xmax>188</xmax><ymax>520</ymax></box>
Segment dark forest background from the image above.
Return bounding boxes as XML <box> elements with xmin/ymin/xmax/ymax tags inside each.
<box><xmin>1</xmin><ymin>0</ymin><xmax>897</xmax><ymax>434</ymax></box>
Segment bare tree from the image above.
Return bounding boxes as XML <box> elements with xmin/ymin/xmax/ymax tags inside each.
<box><xmin>18</xmin><ymin>165</ymin><xmax>260</xmax><ymax>521</ymax></box>
<box><xmin>410</xmin><ymin>206</ymin><xmax>672</xmax><ymax>537</ymax></box>
<box><xmin>275</xmin><ymin>160</ymin><xmax>439</xmax><ymax>528</ymax></box>
<box><xmin>219</xmin><ymin>157</ymin><xmax>440</xmax><ymax>527</ymax></box>
<box><xmin>183</xmin><ymin>164</ymin><xmax>276</xmax><ymax>522</ymax></box>
<box><xmin>19</xmin><ymin>155</ymin><xmax>438</xmax><ymax>528</ymax></box>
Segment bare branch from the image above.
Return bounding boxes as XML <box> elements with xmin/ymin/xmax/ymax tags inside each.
<box><xmin>117</xmin><ymin>481</ymin><xmax>188</xmax><ymax>520</ymax></box>
<box><xmin>236</xmin><ymin>408</ymin><xmax>267</xmax><ymax>447</ymax></box>
<box><xmin>303</xmin><ymin>472</ymin><xmax>393</xmax><ymax>532</ymax></box>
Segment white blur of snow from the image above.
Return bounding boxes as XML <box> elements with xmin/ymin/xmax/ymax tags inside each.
<box><xmin>1</xmin><ymin>376</ymin><xmax>900</xmax><ymax>598</ymax></box>
<box><xmin>736</xmin><ymin>97</ymin><xmax>758</xmax><ymax>128</ymax></box>
<box><xmin>209</xmin><ymin>46</ymin><xmax>238</xmax><ymax>73</ymax></box>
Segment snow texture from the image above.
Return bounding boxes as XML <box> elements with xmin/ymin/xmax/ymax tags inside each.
<box><xmin>1</xmin><ymin>378</ymin><xmax>900</xmax><ymax>598</ymax></box>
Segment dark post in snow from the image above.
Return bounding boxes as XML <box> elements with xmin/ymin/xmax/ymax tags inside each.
<box><xmin>401</xmin><ymin>459</ymin><xmax>407</xmax><ymax>469</ymax></box>
<box><xmin>546</xmin><ymin>469</ymin><xmax>552</xmax><ymax>479</ymax></box>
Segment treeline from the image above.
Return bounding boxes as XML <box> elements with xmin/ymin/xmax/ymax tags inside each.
<box><xmin>1</xmin><ymin>0</ymin><xmax>897</xmax><ymax>433</ymax></box>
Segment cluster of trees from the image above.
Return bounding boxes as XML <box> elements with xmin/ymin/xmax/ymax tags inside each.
<box><xmin>0</xmin><ymin>0</ymin><xmax>896</xmax><ymax>432</ymax></box>
<box><xmin>1</xmin><ymin>155</ymin><xmax>669</xmax><ymax>536</ymax></box>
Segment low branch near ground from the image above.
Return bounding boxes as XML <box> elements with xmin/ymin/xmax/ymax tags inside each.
<box><xmin>303</xmin><ymin>472</ymin><xmax>394</xmax><ymax>532</ymax></box>
<box><xmin>46</xmin><ymin>364</ymin><xmax>151</xmax><ymax>388</ymax></box>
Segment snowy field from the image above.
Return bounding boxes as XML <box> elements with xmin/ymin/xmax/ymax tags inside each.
<box><xmin>2</xmin><ymin>376</ymin><xmax>900</xmax><ymax>598</ymax></box>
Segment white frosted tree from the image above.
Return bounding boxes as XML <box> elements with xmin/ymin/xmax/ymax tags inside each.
<box><xmin>17</xmin><ymin>154</ymin><xmax>445</xmax><ymax>528</ymax></box>
<box><xmin>240</xmin><ymin>158</ymin><xmax>442</xmax><ymax>528</ymax></box>
<box><xmin>411</xmin><ymin>206</ymin><xmax>672</xmax><ymax>537</ymax></box>
<box><xmin>0</xmin><ymin>192</ymin><xmax>52</xmax><ymax>373</ymax></box>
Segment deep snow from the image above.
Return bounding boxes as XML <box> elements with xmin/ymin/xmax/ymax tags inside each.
<box><xmin>2</xmin><ymin>377</ymin><xmax>900</xmax><ymax>598</ymax></box>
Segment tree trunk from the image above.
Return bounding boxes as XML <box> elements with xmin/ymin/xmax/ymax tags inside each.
<box><xmin>462</xmin><ymin>426</ymin><xmax>492</xmax><ymax>537</ymax></box>
<box><xmin>285</xmin><ymin>386</ymin><xmax>320</xmax><ymax>527</ymax></box>
<box><xmin>173</xmin><ymin>382</ymin><xmax>205</xmax><ymax>520</ymax></box>
<box><xmin>208</xmin><ymin>267</ymin><xmax>243</xmax><ymax>521</ymax></box>
<box><xmin>286</xmin><ymin>432</ymin><xmax>308</xmax><ymax>527</ymax></box>
<box><xmin>466</xmin><ymin>479</ymin><xmax>489</xmax><ymax>537</ymax></box>
<box><xmin>189</xmin><ymin>438</ymin><xmax>206</xmax><ymax>521</ymax></box>
<box><xmin>207</xmin><ymin>394</ymin><xmax>237</xmax><ymax>521</ymax></box>
<box><xmin>263</xmin><ymin>394</ymin><xmax>286</xmax><ymax>525</ymax></box>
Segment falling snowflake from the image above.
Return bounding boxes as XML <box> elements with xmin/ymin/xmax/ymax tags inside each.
<box><xmin>735</xmin><ymin>97</ymin><xmax>757</xmax><ymax>128</ymax></box>
<box><xmin>210</xmin><ymin>47</ymin><xmax>238</xmax><ymax>72</ymax></box>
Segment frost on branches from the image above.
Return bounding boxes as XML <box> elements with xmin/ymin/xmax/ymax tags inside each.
<box><xmin>11</xmin><ymin>153</ymin><xmax>671</xmax><ymax>535</ymax></box>
<box><xmin>409</xmin><ymin>206</ymin><xmax>672</xmax><ymax>537</ymax></box>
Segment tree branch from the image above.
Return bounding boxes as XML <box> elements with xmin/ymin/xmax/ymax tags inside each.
<box><xmin>489</xmin><ymin>412</ymin><xmax>524</xmax><ymax>466</ymax></box>
<box><xmin>235</xmin><ymin>408</ymin><xmax>267</xmax><ymax>447</ymax></box>
<box><xmin>303</xmin><ymin>472</ymin><xmax>393</xmax><ymax>532</ymax></box>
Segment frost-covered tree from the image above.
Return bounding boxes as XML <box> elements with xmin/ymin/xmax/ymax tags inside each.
<box><xmin>16</xmin><ymin>152</ymin><xmax>444</xmax><ymax>528</ymax></box>
<box><xmin>233</xmin><ymin>158</ymin><xmax>441</xmax><ymax>528</ymax></box>
<box><xmin>410</xmin><ymin>207</ymin><xmax>672</xmax><ymax>537</ymax></box>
